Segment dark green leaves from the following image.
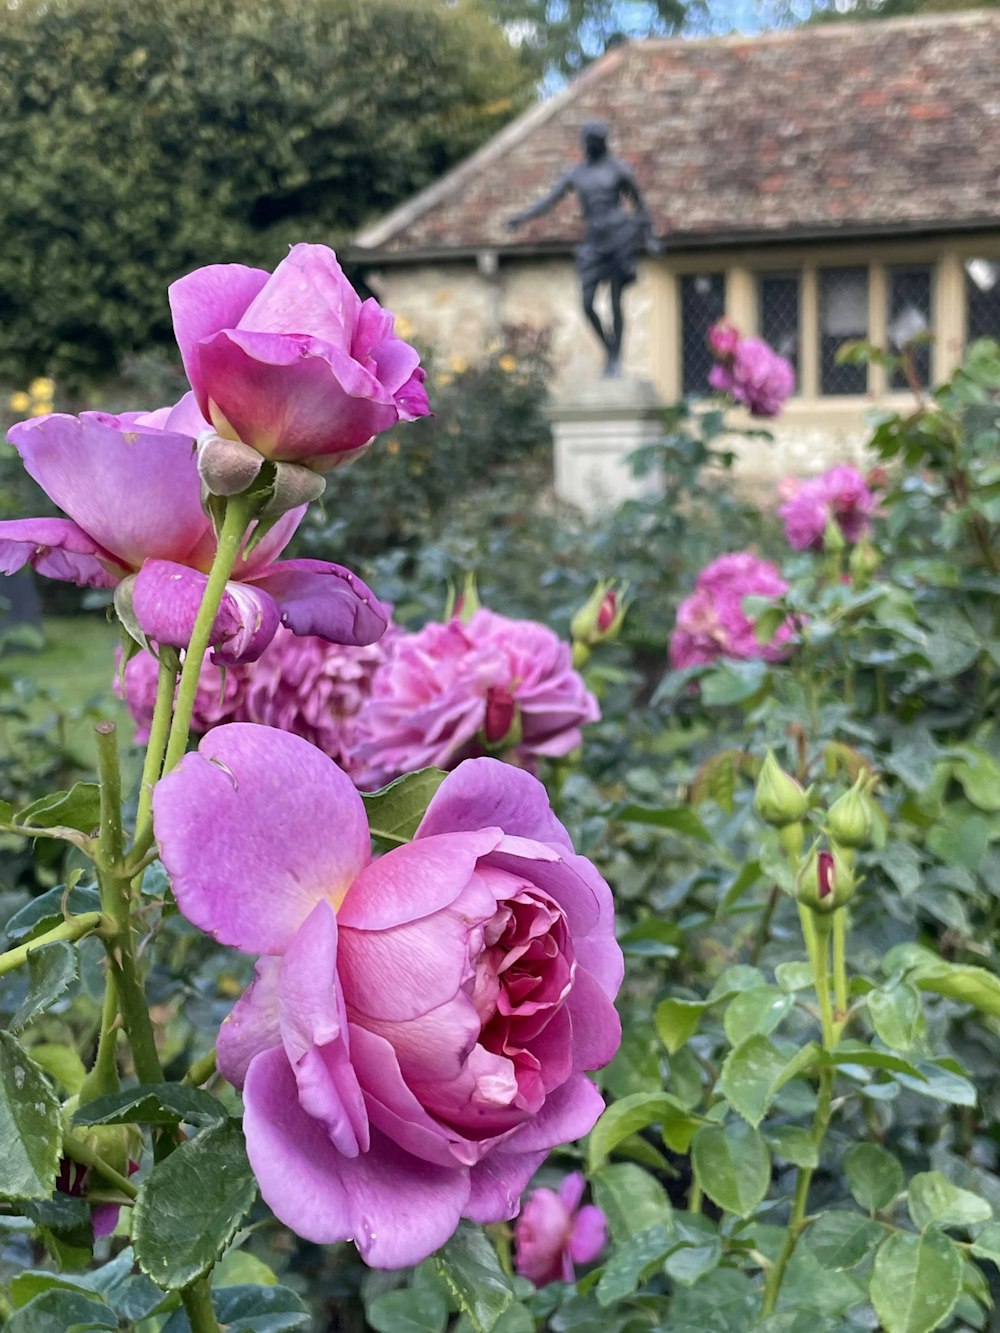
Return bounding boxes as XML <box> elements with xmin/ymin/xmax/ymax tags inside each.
<box><xmin>74</xmin><ymin>1084</ymin><xmax>226</xmax><ymax>1130</ymax></box>
<box><xmin>844</xmin><ymin>1143</ymin><xmax>903</xmax><ymax>1213</ymax></box>
<box><xmin>0</xmin><ymin>1032</ymin><xmax>62</xmax><ymax>1201</ymax></box>
<box><xmin>690</xmin><ymin>1121</ymin><xmax>770</xmax><ymax>1217</ymax></box>
<box><xmin>133</xmin><ymin>1119</ymin><xmax>256</xmax><ymax>1289</ymax></box>
<box><xmin>362</xmin><ymin>769</ymin><xmax>447</xmax><ymax>847</ymax></box>
<box><xmin>869</xmin><ymin>1230</ymin><xmax>963</xmax><ymax>1333</ymax></box>
<box><xmin>434</xmin><ymin>1223</ymin><xmax>519</xmax><ymax>1333</ymax></box>
<box><xmin>9</xmin><ymin>942</ymin><xmax>77</xmax><ymax>1033</ymax></box>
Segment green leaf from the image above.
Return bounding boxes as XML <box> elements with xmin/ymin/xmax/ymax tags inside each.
<box><xmin>655</xmin><ymin>998</ymin><xmax>711</xmax><ymax>1053</ymax></box>
<box><xmin>4</xmin><ymin>883</ymin><xmax>101</xmax><ymax>946</ymax></box>
<box><xmin>15</xmin><ymin>782</ymin><xmax>101</xmax><ymax>834</ymax></box>
<box><xmin>894</xmin><ymin>1059</ymin><xmax>977</xmax><ymax>1107</ymax></box>
<box><xmin>951</xmin><ymin>745</ymin><xmax>1000</xmax><ymax>811</ymax></box>
<box><xmin>200</xmin><ymin>1284</ymin><xmax>309</xmax><ymax>1332</ymax></box>
<box><xmin>907</xmin><ymin>1172</ymin><xmax>992</xmax><ymax>1231</ymax></box>
<box><xmin>969</xmin><ymin>1220</ymin><xmax>1000</xmax><ymax>1270</ymax></box>
<box><xmin>884</xmin><ymin>945</ymin><xmax>1000</xmax><ymax>1020</ymax></box>
<box><xmin>690</xmin><ymin>1120</ymin><xmax>770</xmax><ymax>1217</ymax></box>
<box><xmin>7</xmin><ymin>1289</ymin><xmax>117</xmax><ymax>1332</ymax></box>
<box><xmin>9</xmin><ymin>942</ymin><xmax>78</xmax><ymax>1033</ymax></box>
<box><xmin>822</xmin><ymin>1042</ymin><xmax>924</xmax><ymax>1079</ymax></box>
<box><xmin>74</xmin><ymin>1084</ymin><xmax>226</xmax><ymax>1129</ymax></box>
<box><xmin>362</xmin><ymin>769</ymin><xmax>447</xmax><ymax>846</ymax></box>
<box><xmin>664</xmin><ymin>1212</ymin><xmax>721</xmax><ymax>1285</ymax></box>
<box><xmin>614</xmin><ymin>803</ymin><xmax>714</xmax><ymax>842</ymax></box>
<box><xmin>774</xmin><ymin>962</ymin><xmax>814</xmax><ymax>993</ymax></box>
<box><xmin>595</xmin><ymin>1223</ymin><xmax>673</xmax><ymax>1306</ymax></box>
<box><xmin>723</xmin><ymin>987</ymin><xmax>792</xmax><ymax>1046</ymax></box>
<box><xmin>765</xmin><ymin>1126</ymin><xmax>818</xmax><ymax>1169</ymax></box>
<box><xmin>718</xmin><ymin>1035</ymin><xmax>800</xmax><ymax>1127</ymax></box>
<box><xmin>927</xmin><ymin>814</ymin><xmax>989</xmax><ymax>871</ymax></box>
<box><xmin>870</xmin><ymin>1229</ymin><xmax>963</xmax><ymax>1333</ymax></box>
<box><xmin>367</xmin><ymin>1288</ymin><xmax>449</xmax><ymax>1333</ymax></box>
<box><xmin>754</xmin><ymin>605</ymin><xmax>787</xmax><ymax>646</ymax></box>
<box><xmin>589</xmin><ymin>1090</ymin><xmax>701</xmax><ymax>1168</ymax></box>
<box><xmin>867</xmin><ymin>981</ymin><xmax>926</xmax><ymax>1054</ymax></box>
<box><xmin>844</xmin><ymin>1143</ymin><xmax>904</xmax><ymax>1212</ymax></box>
<box><xmin>435</xmin><ymin>1222</ymin><xmax>517</xmax><ymax>1333</ymax></box>
<box><xmin>133</xmin><ymin>1119</ymin><xmax>256</xmax><ymax>1289</ymax></box>
<box><xmin>805</xmin><ymin>1211</ymin><xmax>883</xmax><ymax>1270</ymax></box>
<box><xmin>28</xmin><ymin>1044</ymin><xmax>86</xmax><ymax>1095</ymax></box>
<box><xmin>700</xmin><ymin>658</ymin><xmax>770</xmax><ymax>707</ymax></box>
<box><xmin>591</xmin><ymin>1164</ymin><xmax>673</xmax><ymax>1241</ymax></box>
<box><xmin>0</xmin><ymin>1031</ymin><xmax>62</xmax><ymax>1200</ymax></box>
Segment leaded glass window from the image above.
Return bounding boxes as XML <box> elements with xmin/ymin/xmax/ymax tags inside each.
<box><xmin>888</xmin><ymin>265</ymin><xmax>933</xmax><ymax>390</ymax></box>
<box><xmin>966</xmin><ymin>258</ymin><xmax>1000</xmax><ymax>342</ymax></box>
<box><xmin>819</xmin><ymin>267</ymin><xmax>868</xmax><ymax>395</ymax></box>
<box><xmin>680</xmin><ymin>273</ymin><xmax>725</xmax><ymax>395</ymax></box>
<box><xmin>758</xmin><ymin>272</ymin><xmax>800</xmax><ymax>380</ymax></box>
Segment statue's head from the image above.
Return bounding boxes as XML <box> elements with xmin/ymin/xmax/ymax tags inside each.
<box><xmin>581</xmin><ymin>120</ymin><xmax>609</xmax><ymax>161</ymax></box>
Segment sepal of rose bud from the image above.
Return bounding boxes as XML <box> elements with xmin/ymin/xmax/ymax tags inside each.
<box><xmin>198</xmin><ymin>431</ymin><xmax>326</xmax><ymax>519</ymax></box>
<box><xmin>798</xmin><ymin>845</ymin><xmax>856</xmax><ymax>914</ymax></box>
<box><xmin>755</xmin><ymin>750</ymin><xmax>809</xmax><ymax>827</ymax></box>
<box><xmin>197</xmin><ymin>431</ymin><xmax>266</xmax><ymax>497</ymax></box>
<box><xmin>823</xmin><ymin>514</ymin><xmax>846</xmax><ymax>555</ymax></box>
<box><xmin>826</xmin><ymin>772</ymin><xmax>874</xmax><ymax>849</ymax></box>
<box><xmin>572</xmin><ymin>580</ymin><xmax>628</xmax><ymax>648</ymax></box>
<box><xmin>848</xmin><ymin>539</ymin><xmax>881</xmax><ymax>587</ymax></box>
<box><xmin>113</xmin><ymin>574</ymin><xmax>150</xmax><ymax>651</ymax></box>
<box><xmin>447</xmin><ymin>572</ymin><xmax>482</xmax><ymax>625</ymax></box>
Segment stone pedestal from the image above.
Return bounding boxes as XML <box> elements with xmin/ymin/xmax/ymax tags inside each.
<box><xmin>548</xmin><ymin>378</ymin><xmax>665</xmax><ymax>516</ymax></box>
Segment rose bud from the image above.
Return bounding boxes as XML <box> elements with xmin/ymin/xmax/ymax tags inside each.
<box><xmin>827</xmin><ymin>773</ymin><xmax>874</xmax><ymax>850</ymax></box>
<box><xmin>798</xmin><ymin>845</ymin><xmax>857</xmax><ymax>914</ymax></box>
<box><xmin>754</xmin><ymin>751</ymin><xmax>809</xmax><ymax>828</ymax></box>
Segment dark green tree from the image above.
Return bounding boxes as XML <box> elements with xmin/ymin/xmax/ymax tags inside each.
<box><xmin>0</xmin><ymin>0</ymin><xmax>532</xmax><ymax>385</ymax></box>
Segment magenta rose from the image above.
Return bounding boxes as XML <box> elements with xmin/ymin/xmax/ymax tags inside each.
<box><xmin>778</xmin><ymin>464</ymin><xmax>878</xmax><ymax>551</ymax></box>
<box><xmin>514</xmin><ymin>1172</ymin><xmax>607</xmax><ymax>1286</ymax></box>
<box><xmin>0</xmin><ymin>394</ymin><xmax>388</xmax><ymax>663</ymax></box>
<box><xmin>707</xmin><ymin>317</ymin><xmax>740</xmax><ymax>360</ymax></box>
<box><xmin>709</xmin><ymin>329</ymin><xmax>795</xmax><ymax>418</ymax></box>
<box><xmin>670</xmin><ymin>552</ymin><xmax>794</xmax><ymax>669</ymax></box>
<box><xmin>169</xmin><ymin>244</ymin><xmax>430</xmax><ymax>470</ymax></box>
<box><xmin>153</xmin><ymin>727</ymin><xmax>622</xmax><ymax>1269</ymax></box>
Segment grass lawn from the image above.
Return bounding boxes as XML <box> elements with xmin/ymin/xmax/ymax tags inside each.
<box><xmin>2</xmin><ymin>613</ymin><xmax>133</xmax><ymax>770</ymax></box>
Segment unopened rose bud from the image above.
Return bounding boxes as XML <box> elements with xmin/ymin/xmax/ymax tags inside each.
<box><xmin>823</xmin><ymin>515</ymin><xmax>846</xmax><ymax>555</ymax></box>
<box><xmin>848</xmin><ymin>539</ymin><xmax>881</xmax><ymax>586</ymax></box>
<box><xmin>755</xmin><ymin>751</ymin><xmax>809</xmax><ymax>827</ymax></box>
<box><xmin>799</xmin><ymin>845</ymin><xmax>857</xmax><ymax>914</ymax></box>
<box><xmin>259</xmin><ymin>460</ymin><xmax>326</xmax><ymax>517</ymax></box>
<box><xmin>571</xmin><ymin>581</ymin><xmax>628</xmax><ymax>649</ymax></box>
<box><xmin>197</xmin><ymin>431</ymin><xmax>265</xmax><ymax>497</ymax></box>
<box><xmin>450</xmin><ymin>573</ymin><xmax>482</xmax><ymax>625</ymax></box>
<box><xmin>827</xmin><ymin>773</ymin><xmax>874</xmax><ymax>849</ymax></box>
<box><xmin>484</xmin><ymin>686</ymin><xmax>519</xmax><ymax>746</ymax></box>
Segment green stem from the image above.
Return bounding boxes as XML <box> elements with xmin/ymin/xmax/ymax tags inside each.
<box><xmin>182</xmin><ymin>1048</ymin><xmax>218</xmax><ymax>1087</ymax></box>
<box><xmin>130</xmin><ymin>653</ymin><xmax>179</xmax><ymax>863</ymax></box>
<box><xmin>832</xmin><ymin>909</ymin><xmax>849</xmax><ymax>1037</ymax></box>
<box><xmin>79</xmin><ymin>975</ymin><xmax>120</xmax><ymax>1104</ymax></box>
<box><xmin>161</xmin><ymin>496</ymin><xmax>256</xmax><ymax>778</ymax></box>
<box><xmin>0</xmin><ymin>913</ymin><xmax>104</xmax><ymax>977</ymax></box>
<box><xmin>180</xmin><ymin>1278</ymin><xmax>222</xmax><ymax>1333</ymax></box>
<box><xmin>95</xmin><ymin>721</ymin><xmax>124</xmax><ymax>867</ymax></box>
<box><xmin>688</xmin><ymin>1178</ymin><xmax>703</xmax><ymax>1215</ymax></box>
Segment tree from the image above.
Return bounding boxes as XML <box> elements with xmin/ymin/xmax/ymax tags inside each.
<box><xmin>0</xmin><ymin>0</ymin><xmax>533</xmax><ymax>385</ymax></box>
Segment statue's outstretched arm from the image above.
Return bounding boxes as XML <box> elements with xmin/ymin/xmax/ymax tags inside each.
<box><xmin>506</xmin><ymin>172</ymin><xmax>573</xmax><ymax>230</ymax></box>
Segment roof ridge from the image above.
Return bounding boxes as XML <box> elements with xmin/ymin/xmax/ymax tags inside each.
<box><xmin>353</xmin><ymin>44</ymin><xmax>627</xmax><ymax>252</ymax></box>
<box><xmin>637</xmin><ymin>6</ymin><xmax>1000</xmax><ymax>51</ymax></box>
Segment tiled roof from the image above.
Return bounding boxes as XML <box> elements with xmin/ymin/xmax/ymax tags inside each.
<box><xmin>354</xmin><ymin>12</ymin><xmax>1000</xmax><ymax>260</ymax></box>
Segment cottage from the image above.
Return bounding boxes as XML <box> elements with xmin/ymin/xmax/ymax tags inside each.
<box><xmin>352</xmin><ymin>12</ymin><xmax>1000</xmax><ymax>489</ymax></box>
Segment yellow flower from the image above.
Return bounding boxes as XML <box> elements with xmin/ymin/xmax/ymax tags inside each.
<box><xmin>448</xmin><ymin>354</ymin><xmax>468</xmax><ymax>374</ymax></box>
<box><xmin>29</xmin><ymin>377</ymin><xmax>54</xmax><ymax>399</ymax></box>
<box><xmin>395</xmin><ymin>315</ymin><xmax>414</xmax><ymax>340</ymax></box>
<box><xmin>8</xmin><ymin>391</ymin><xmax>30</xmax><ymax>412</ymax></box>
<box><xmin>434</xmin><ymin>371</ymin><xmax>454</xmax><ymax>389</ymax></box>
<box><xmin>31</xmin><ymin>402</ymin><xmax>53</xmax><ymax>417</ymax></box>
<box><xmin>498</xmin><ymin>354</ymin><xmax>517</xmax><ymax>374</ymax></box>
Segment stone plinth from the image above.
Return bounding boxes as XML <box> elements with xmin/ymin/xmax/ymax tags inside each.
<box><xmin>548</xmin><ymin>378</ymin><xmax>665</xmax><ymax>515</ymax></box>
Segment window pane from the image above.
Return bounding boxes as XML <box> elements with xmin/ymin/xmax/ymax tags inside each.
<box><xmin>758</xmin><ymin>272</ymin><xmax>800</xmax><ymax>381</ymax></box>
<box><xmin>966</xmin><ymin>258</ymin><xmax>1000</xmax><ymax>342</ymax></box>
<box><xmin>819</xmin><ymin>267</ymin><xmax>868</xmax><ymax>395</ymax></box>
<box><xmin>681</xmin><ymin>273</ymin><xmax>725</xmax><ymax>395</ymax></box>
<box><xmin>888</xmin><ymin>265</ymin><xmax>933</xmax><ymax>390</ymax></box>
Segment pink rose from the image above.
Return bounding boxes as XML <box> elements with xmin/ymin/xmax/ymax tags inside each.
<box><xmin>708</xmin><ymin>326</ymin><xmax>795</xmax><ymax>418</ymax></box>
<box><xmin>169</xmin><ymin>244</ymin><xmax>430</xmax><ymax>470</ymax></box>
<box><xmin>153</xmin><ymin>728</ymin><xmax>623</xmax><ymax>1269</ymax></box>
<box><xmin>353</xmin><ymin>610</ymin><xmax>600</xmax><ymax>789</ymax></box>
<box><xmin>707</xmin><ymin>318</ymin><xmax>740</xmax><ymax>360</ymax></box>
<box><xmin>515</xmin><ymin>1172</ymin><xmax>607</xmax><ymax>1286</ymax></box>
<box><xmin>778</xmin><ymin>464</ymin><xmax>878</xmax><ymax>551</ymax></box>
<box><xmin>670</xmin><ymin>552</ymin><xmax>794</xmax><ymax>668</ymax></box>
<box><xmin>0</xmin><ymin>395</ymin><xmax>389</xmax><ymax>663</ymax></box>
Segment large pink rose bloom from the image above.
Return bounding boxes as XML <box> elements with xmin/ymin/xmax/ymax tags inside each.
<box><xmin>709</xmin><ymin>332</ymin><xmax>795</xmax><ymax>418</ymax></box>
<box><xmin>778</xmin><ymin>464</ymin><xmax>878</xmax><ymax>551</ymax></box>
<box><xmin>670</xmin><ymin>552</ymin><xmax>794</xmax><ymax>668</ymax></box>
<box><xmin>353</xmin><ymin>611</ymin><xmax>600</xmax><ymax>789</ymax></box>
<box><xmin>153</xmin><ymin>727</ymin><xmax>622</xmax><ymax>1269</ymax></box>
<box><xmin>169</xmin><ymin>244</ymin><xmax>430</xmax><ymax>470</ymax></box>
<box><xmin>242</xmin><ymin>624</ymin><xmax>400</xmax><ymax>778</ymax></box>
<box><xmin>515</xmin><ymin>1172</ymin><xmax>607</xmax><ymax>1286</ymax></box>
<box><xmin>0</xmin><ymin>394</ymin><xmax>388</xmax><ymax>663</ymax></box>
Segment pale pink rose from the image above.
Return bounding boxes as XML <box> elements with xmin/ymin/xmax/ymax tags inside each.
<box><xmin>515</xmin><ymin>1172</ymin><xmax>607</xmax><ymax>1286</ymax></box>
<box><xmin>670</xmin><ymin>552</ymin><xmax>794</xmax><ymax>668</ymax></box>
<box><xmin>779</xmin><ymin>464</ymin><xmax>878</xmax><ymax>551</ymax></box>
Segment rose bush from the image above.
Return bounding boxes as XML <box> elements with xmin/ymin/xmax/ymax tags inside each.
<box><xmin>152</xmin><ymin>726</ymin><xmax>622</xmax><ymax>1269</ymax></box>
<box><xmin>669</xmin><ymin>551</ymin><xmax>794</xmax><ymax>668</ymax></box>
<box><xmin>169</xmin><ymin>243</ymin><xmax>430</xmax><ymax>470</ymax></box>
<box><xmin>0</xmin><ymin>395</ymin><xmax>388</xmax><ymax>663</ymax></box>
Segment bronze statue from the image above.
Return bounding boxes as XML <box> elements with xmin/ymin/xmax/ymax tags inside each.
<box><xmin>507</xmin><ymin>121</ymin><xmax>657</xmax><ymax>378</ymax></box>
